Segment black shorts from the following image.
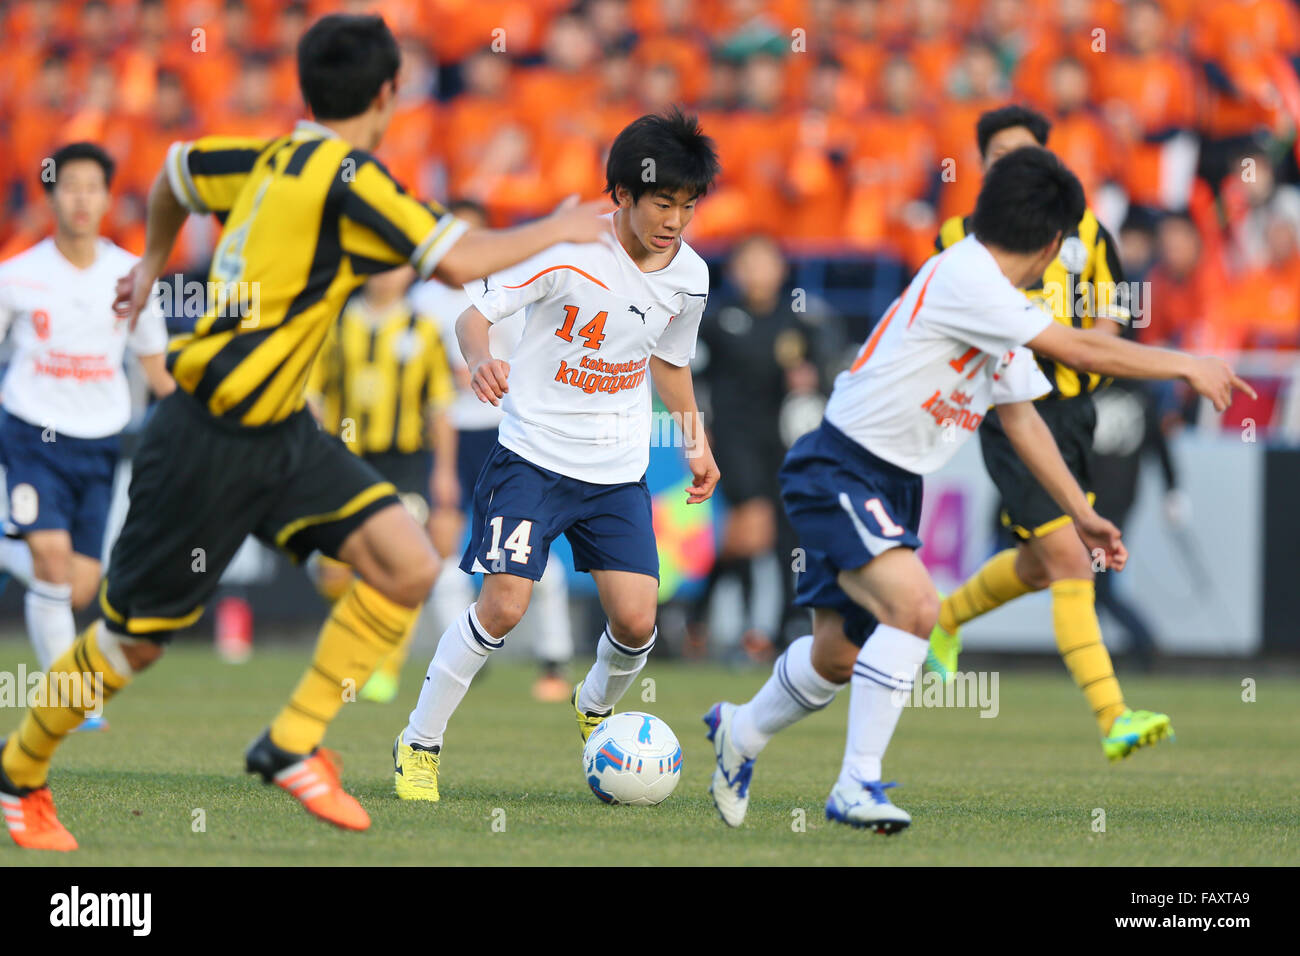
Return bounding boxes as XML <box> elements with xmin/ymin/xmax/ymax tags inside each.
<box><xmin>979</xmin><ymin>394</ymin><xmax>1096</xmax><ymax>541</ymax></box>
<box><xmin>713</xmin><ymin>433</ymin><xmax>785</xmax><ymax>505</ymax></box>
<box><xmin>364</xmin><ymin>449</ymin><xmax>432</xmax><ymax>524</ymax></box>
<box><xmin>101</xmin><ymin>391</ymin><xmax>400</xmax><ymax>639</ymax></box>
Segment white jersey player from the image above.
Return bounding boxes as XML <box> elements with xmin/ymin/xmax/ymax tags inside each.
<box><xmin>705</xmin><ymin>147</ymin><xmax>1253</xmax><ymax>832</ymax></box>
<box><xmin>392</xmin><ymin>110</ymin><xmax>722</xmax><ymax>802</ymax></box>
<box><xmin>0</xmin><ymin>143</ymin><xmax>173</xmax><ymax>694</ymax></box>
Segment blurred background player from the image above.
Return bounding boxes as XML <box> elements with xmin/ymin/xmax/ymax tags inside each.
<box><xmin>304</xmin><ymin>264</ymin><xmax>457</xmax><ymax>704</ymax></box>
<box><xmin>692</xmin><ymin>234</ymin><xmax>842</xmax><ymax>661</ymax></box>
<box><xmin>411</xmin><ymin>199</ymin><xmax>576</xmax><ymax>703</ymax></box>
<box><xmin>0</xmin><ymin>141</ymin><xmax>173</xmax><ymax>732</ymax></box>
<box><xmin>926</xmin><ymin>105</ymin><xmax>1166</xmax><ymax>762</ymax></box>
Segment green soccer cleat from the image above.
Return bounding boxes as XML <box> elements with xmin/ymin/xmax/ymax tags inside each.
<box><xmin>924</xmin><ymin>612</ymin><xmax>961</xmax><ymax>682</ymax></box>
<box><xmin>360</xmin><ymin>671</ymin><xmax>399</xmax><ymax>704</ymax></box>
<box><xmin>1103</xmin><ymin>708</ymin><xmax>1175</xmax><ymax>762</ymax></box>
<box><xmin>571</xmin><ymin>680</ymin><xmax>610</xmax><ymax>743</ymax></box>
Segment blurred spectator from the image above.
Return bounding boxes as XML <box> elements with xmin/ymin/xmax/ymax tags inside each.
<box><xmin>1143</xmin><ymin>212</ymin><xmax>1224</xmax><ymax>348</ymax></box>
<box><xmin>1044</xmin><ymin>57</ymin><xmax>1115</xmax><ymax>202</ymax></box>
<box><xmin>1219</xmin><ymin>212</ymin><xmax>1300</xmax><ymax>349</ymax></box>
<box><xmin>1221</xmin><ymin>145</ymin><xmax>1300</xmax><ymax>272</ymax></box>
<box><xmin>694</xmin><ymin>236</ymin><xmax>832</xmax><ymax>660</ymax></box>
<box><xmin>1117</xmin><ymin>209</ymin><xmax>1158</xmax><ymax>283</ymax></box>
<box><xmin>0</xmin><ymin>0</ymin><xmax>1298</xmax><ymax>305</ymax></box>
<box><xmin>1099</xmin><ymin>0</ymin><xmax>1198</xmax><ymax>213</ymax></box>
<box><xmin>845</xmin><ymin>56</ymin><xmax>937</xmax><ymax>267</ymax></box>
<box><xmin>936</xmin><ymin>39</ymin><xmax>1008</xmax><ymax>222</ymax></box>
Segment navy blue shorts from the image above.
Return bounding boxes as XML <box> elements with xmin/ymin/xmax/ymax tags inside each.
<box><xmin>779</xmin><ymin>421</ymin><xmax>923</xmax><ymax>646</ymax></box>
<box><xmin>0</xmin><ymin>411</ymin><xmax>119</xmax><ymax>560</ymax></box>
<box><xmin>455</xmin><ymin>427</ymin><xmax>499</xmax><ymax>512</ymax></box>
<box><xmin>460</xmin><ymin>441</ymin><xmax>658</xmax><ymax>582</ymax></box>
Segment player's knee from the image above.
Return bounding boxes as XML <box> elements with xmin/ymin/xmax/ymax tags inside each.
<box><xmin>913</xmin><ymin>590</ymin><xmax>941</xmax><ymax>637</ymax></box>
<box><xmin>876</xmin><ymin>586</ymin><xmax>939</xmax><ymax>638</ymax></box>
<box><xmin>30</xmin><ymin>549</ymin><xmax>72</xmax><ymax>586</ymax></box>
<box><xmin>121</xmin><ymin>638</ymin><xmax>166</xmax><ymax>671</ymax></box>
<box><xmin>475</xmin><ymin>598</ymin><xmax>524</xmax><ymax>637</ymax></box>
<box><xmin>607</xmin><ymin>608</ymin><xmax>657</xmax><ymax>646</ymax></box>
<box><xmin>389</xmin><ymin>550</ymin><xmax>439</xmax><ymax>607</ymax></box>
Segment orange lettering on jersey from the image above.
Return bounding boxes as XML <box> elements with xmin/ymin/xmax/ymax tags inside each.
<box><xmin>918</xmin><ymin>385</ymin><xmax>983</xmax><ymax>434</ymax></box>
<box><xmin>553</xmin><ymin>358</ymin><xmax>646</xmax><ymax>396</ymax></box>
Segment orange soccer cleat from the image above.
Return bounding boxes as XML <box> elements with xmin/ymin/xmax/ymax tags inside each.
<box><xmin>0</xmin><ymin>742</ymin><xmax>79</xmax><ymax>851</ymax></box>
<box><xmin>245</xmin><ymin>730</ymin><xmax>370</xmax><ymax>831</ymax></box>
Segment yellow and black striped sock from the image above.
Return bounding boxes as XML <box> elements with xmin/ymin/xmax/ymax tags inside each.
<box><xmin>269</xmin><ymin>579</ymin><xmax>417</xmax><ymax>753</ymax></box>
<box><xmin>1051</xmin><ymin>579</ymin><xmax>1126</xmax><ymax>734</ymax></box>
<box><xmin>1</xmin><ymin>621</ymin><xmax>131</xmax><ymax>789</ymax></box>
<box><xmin>375</xmin><ymin>615</ymin><xmax>419</xmax><ymax>683</ymax></box>
<box><xmin>939</xmin><ymin>548</ymin><xmax>1036</xmax><ymax>634</ymax></box>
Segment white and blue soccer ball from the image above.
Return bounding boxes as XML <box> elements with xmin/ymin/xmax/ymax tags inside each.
<box><xmin>583</xmin><ymin>712</ymin><xmax>682</xmax><ymax>806</ymax></box>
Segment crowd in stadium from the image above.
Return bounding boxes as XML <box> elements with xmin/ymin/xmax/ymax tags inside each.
<box><xmin>3</xmin><ymin>0</ymin><xmax>1300</xmax><ymax>353</ymax></box>
<box><xmin>0</xmin><ymin>0</ymin><xmax>1294</xmax><ymax>353</ymax></box>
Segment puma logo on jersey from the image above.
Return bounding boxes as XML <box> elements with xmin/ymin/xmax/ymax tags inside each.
<box><xmin>628</xmin><ymin>304</ymin><xmax>649</xmax><ymax>322</ymax></box>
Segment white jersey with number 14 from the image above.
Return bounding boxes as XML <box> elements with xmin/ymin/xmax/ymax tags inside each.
<box><xmin>464</xmin><ymin>211</ymin><xmax>708</xmax><ymax>485</ymax></box>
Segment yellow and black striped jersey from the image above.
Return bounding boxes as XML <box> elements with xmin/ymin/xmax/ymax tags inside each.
<box><xmin>306</xmin><ymin>295</ymin><xmax>455</xmax><ymax>456</ymax></box>
<box><xmin>936</xmin><ymin>207</ymin><xmax>1129</xmax><ymax>399</ymax></box>
<box><xmin>163</xmin><ymin>119</ymin><xmax>467</xmax><ymax>426</ymax></box>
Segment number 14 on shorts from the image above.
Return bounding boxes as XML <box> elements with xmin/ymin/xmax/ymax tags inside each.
<box><xmin>486</xmin><ymin>516</ymin><xmax>534</xmax><ymax>565</ymax></box>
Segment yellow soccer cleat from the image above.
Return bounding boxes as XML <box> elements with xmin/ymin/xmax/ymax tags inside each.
<box><xmin>393</xmin><ymin>732</ymin><xmax>440</xmax><ymax>801</ymax></box>
<box><xmin>571</xmin><ymin>680</ymin><xmax>610</xmax><ymax>743</ymax></box>
<box><xmin>1103</xmin><ymin>709</ymin><xmax>1175</xmax><ymax>762</ymax></box>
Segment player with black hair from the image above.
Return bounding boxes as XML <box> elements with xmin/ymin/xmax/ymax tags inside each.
<box><xmin>705</xmin><ymin>147</ymin><xmax>1252</xmax><ymax>832</ymax></box>
<box><xmin>0</xmin><ymin>13</ymin><xmax>609</xmax><ymax>851</ymax></box>
<box><xmin>929</xmin><ymin>103</ymin><xmax>1174</xmax><ymax>763</ymax></box>
<box><xmin>393</xmin><ymin>107</ymin><xmax>722</xmax><ymax>802</ymax></box>
<box><xmin>0</xmin><ymin>141</ymin><xmax>174</xmax><ymax>725</ymax></box>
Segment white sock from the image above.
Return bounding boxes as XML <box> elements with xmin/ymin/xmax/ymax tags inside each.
<box><xmin>0</xmin><ymin>537</ymin><xmax>34</xmax><ymax>588</ymax></box>
<box><xmin>838</xmin><ymin>624</ymin><xmax>928</xmax><ymax>788</ymax></box>
<box><xmin>730</xmin><ymin>634</ymin><xmax>843</xmax><ymax>758</ymax></box>
<box><xmin>403</xmin><ymin>604</ymin><xmax>501</xmax><ymax>749</ymax></box>
<box><xmin>25</xmin><ymin>579</ymin><xmax>76</xmax><ymax>671</ymax></box>
<box><xmin>533</xmin><ymin>558</ymin><xmax>573</xmax><ymax>665</ymax></box>
<box><xmin>578</xmin><ymin>625</ymin><xmax>654</xmax><ymax>715</ymax></box>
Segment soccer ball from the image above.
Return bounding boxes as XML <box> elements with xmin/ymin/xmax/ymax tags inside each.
<box><xmin>583</xmin><ymin>712</ymin><xmax>682</xmax><ymax>806</ymax></box>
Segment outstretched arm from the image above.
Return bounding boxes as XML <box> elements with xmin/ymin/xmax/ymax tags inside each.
<box><xmin>995</xmin><ymin>399</ymin><xmax>1127</xmax><ymax>571</ymax></box>
<box><xmin>1026</xmin><ymin>322</ymin><xmax>1255</xmax><ymax>411</ymax></box>
<box><xmin>433</xmin><ymin>196</ymin><xmax>609</xmax><ymax>287</ymax></box>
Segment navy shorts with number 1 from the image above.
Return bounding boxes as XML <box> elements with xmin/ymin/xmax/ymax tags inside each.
<box><xmin>779</xmin><ymin>421</ymin><xmax>924</xmax><ymax>647</ymax></box>
<box><xmin>460</xmin><ymin>441</ymin><xmax>659</xmax><ymax>581</ymax></box>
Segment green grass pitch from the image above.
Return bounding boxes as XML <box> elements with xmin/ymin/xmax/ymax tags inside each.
<box><xmin>2</xmin><ymin>639</ymin><xmax>1296</xmax><ymax>866</ymax></box>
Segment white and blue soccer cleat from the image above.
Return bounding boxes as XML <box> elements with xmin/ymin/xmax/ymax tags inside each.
<box><xmin>703</xmin><ymin>702</ymin><xmax>755</xmax><ymax>828</ymax></box>
<box><xmin>825</xmin><ymin>779</ymin><xmax>911</xmax><ymax>835</ymax></box>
